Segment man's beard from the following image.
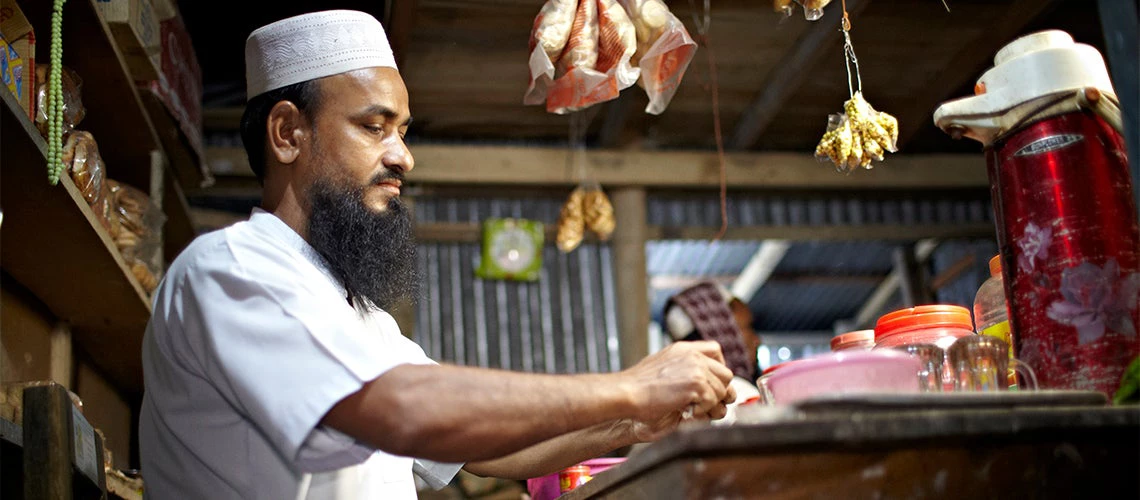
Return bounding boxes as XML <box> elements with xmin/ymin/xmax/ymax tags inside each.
<box><xmin>306</xmin><ymin>176</ymin><xmax>420</xmax><ymax>312</ymax></box>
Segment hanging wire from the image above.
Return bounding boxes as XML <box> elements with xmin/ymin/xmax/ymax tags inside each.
<box><xmin>567</xmin><ymin>108</ymin><xmax>601</xmax><ymax>187</ymax></box>
<box><xmin>840</xmin><ymin>0</ymin><xmax>862</xmax><ymax>98</ymax></box>
<box><xmin>688</xmin><ymin>0</ymin><xmax>729</xmax><ymax>242</ymax></box>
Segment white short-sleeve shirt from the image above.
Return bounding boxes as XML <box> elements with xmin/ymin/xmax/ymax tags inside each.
<box><xmin>140</xmin><ymin>209</ymin><xmax>461</xmax><ymax>499</ymax></box>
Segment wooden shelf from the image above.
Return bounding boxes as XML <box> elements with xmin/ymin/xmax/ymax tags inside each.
<box><xmin>22</xmin><ymin>0</ymin><xmax>198</xmax><ymax>257</ymax></box>
<box><xmin>141</xmin><ymin>89</ymin><xmax>213</xmax><ymax>191</ymax></box>
<box><xmin>0</xmin><ymin>87</ymin><xmax>151</xmax><ymax>394</ymax></box>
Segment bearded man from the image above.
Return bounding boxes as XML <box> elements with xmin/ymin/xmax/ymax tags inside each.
<box><xmin>139</xmin><ymin>10</ymin><xmax>735</xmax><ymax>499</ymax></box>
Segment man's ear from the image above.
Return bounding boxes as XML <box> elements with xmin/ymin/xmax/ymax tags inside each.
<box><xmin>266</xmin><ymin>101</ymin><xmax>310</xmax><ymax>165</ymax></box>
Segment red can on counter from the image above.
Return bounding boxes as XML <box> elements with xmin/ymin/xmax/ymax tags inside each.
<box><xmin>559</xmin><ymin>465</ymin><xmax>592</xmax><ymax>493</ymax></box>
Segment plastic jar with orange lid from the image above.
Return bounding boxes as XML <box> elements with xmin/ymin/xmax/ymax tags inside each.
<box><xmin>873</xmin><ymin>305</ymin><xmax>976</xmax><ymax>351</ymax></box>
<box><xmin>831</xmin><ymin>330</ymin><xmax>876</xmax><ymax>351</ymax></box>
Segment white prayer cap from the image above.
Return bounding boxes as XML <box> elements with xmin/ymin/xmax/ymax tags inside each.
<box><xmin>245</xmin><ymin>10</ymin><xmax>398</xmax><ymax>99</ymax></box>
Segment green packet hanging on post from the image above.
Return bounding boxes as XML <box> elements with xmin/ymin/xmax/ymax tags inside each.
<box><xmin>477</xmin><ymin>218</ymin><xmax>544</xmax><ymax>282</ymax></box>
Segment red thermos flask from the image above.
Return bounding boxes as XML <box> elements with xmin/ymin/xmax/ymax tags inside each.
<box><xmin>935</xmin><ymin>31</ymin><xmax>1139</xmax><ymax>397</ymax></box>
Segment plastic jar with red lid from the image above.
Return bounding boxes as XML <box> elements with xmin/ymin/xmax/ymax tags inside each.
<box><xmin>831</xmin><ymin>330</ymin><xmax>876</xmax><ymax>351</ymax></box>
<box><xmin>873</xmin><ymin>305</ymin><xmax>976</xmax><ymax>351</ymax></box>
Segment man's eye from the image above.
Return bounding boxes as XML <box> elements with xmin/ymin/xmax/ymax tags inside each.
<box><xmin>364</xmin><ymin>125</ymin><xmax>383</xmax><ymax>134</ymax></box>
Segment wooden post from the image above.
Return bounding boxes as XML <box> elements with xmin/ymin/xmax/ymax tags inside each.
<box><xmin>149</xmin><ymin>150</ymin><xmax>166</xmax><ymax>274</ymax></box>
<box><xmin>23</xmin><ymin>383</ymin><xmax>106</xmax><ymax>500</ymax></box>
<box><xmin>49</xmin><ymin>322</ymin><xmax>72</xmax><ymax>389</ymax></box>
<box><xmin>894</xmin><ymin>244</ymin><xmax>933</xmax><ymax>307</ymax></box>
<box><xmin>611</xmin><ymin>187</ymin><xmax>649</xmax><ymax>369</ymax></box>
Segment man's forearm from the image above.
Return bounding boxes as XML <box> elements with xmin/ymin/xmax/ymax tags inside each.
<box><xmin>463</xmin><ymin>419</ymin><xmax>639</xmax><ymax>480</ymax></box>
<box><xmin>323</xmin><ymin>364</ymin><xmax>635</xmax><ymax>463</ymax></box>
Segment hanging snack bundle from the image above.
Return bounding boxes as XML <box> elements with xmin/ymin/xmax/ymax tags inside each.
<box><xmin>526</xmin><ymin>0</ymin><xmax>693</xmax><ymax>115</ymax></box>
<box><xmin>619</xmin><ymin>0</ymin><xmax>696</xmax><ymax>114</ymax></box>
<box><xmin>556</xmin><ymin>186</ymin><xmax>587</xmax><ymax>252</ymax></box>
<box><xmin>813</xmin><ymin>12</ymin><xmax>899</xmax><ymax>174</ymax></box>
<box><xmin>815</xmin><ymin>91</ymin><xmax>899</xmax><ymax>172</ymax></box>
<box><xmin>772</xmin><ymin>0</ymin><xmax>833</xmax><ymax>21</ymax></box>
<box><xmin>582</xmin><ymin>185</ymin><xmax>615</xmax><ymax>241</ymax></box>
<box><xmin>557</xmin><ymin>184</ymin><xmax>616</xmax><ymax>252</ymax></box>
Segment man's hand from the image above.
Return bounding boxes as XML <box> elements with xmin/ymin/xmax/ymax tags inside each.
<box><xmin>618</xmin><ymin>341</ymin><xmax>736</xmax><ymax>434</ymax></box>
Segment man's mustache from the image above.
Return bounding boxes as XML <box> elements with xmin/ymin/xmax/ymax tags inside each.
<box><xmin>370</xmin><ymin>170</ymin><xmax>405</xmax><ymax>185</ymax></box>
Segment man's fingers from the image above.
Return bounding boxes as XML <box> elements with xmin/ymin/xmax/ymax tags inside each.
<box><xmin>689</xmin><ymin>340</ymin><xmax>726</xmax><ymax>364</ymax></box>
<box><xmin>703</xmin><ymin>357</ymin><xmax>734</xmax><ymax>385</ymax></box>
<box><xmin>705</xmin><ymin>403</ymin><xmax>729</xmax><ymax>420</ymax></box>
<box><xmin>723</xmin><ymin>383</ymin><xmax>738</xmax><ymax>405</ymax></box>
<box><xmin>692</xmin><ymin>376</ymin><xmax>727</xmax><ymax>416</ymax></box>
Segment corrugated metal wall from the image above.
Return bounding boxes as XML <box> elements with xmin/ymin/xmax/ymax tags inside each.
<box><xmin>411</xmin><ymin>191</ymin><xmax>997</xmax><ymax>373</ymax></box>
<box><xmin>647</xmin><ymin>192</ymin><xmax>993</xmax><ymax>227</ymax></box>
<box><xmin>413</xmin><ymin>196</ymin><xmax>621</xmax><ymax>374</ymax></box>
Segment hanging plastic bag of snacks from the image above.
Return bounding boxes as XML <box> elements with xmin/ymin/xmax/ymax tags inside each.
<box><xmin>618</xmin><ymin>0</ymin><xmax>696</xmax><ymax>114</ymax></box>
<box><xmin>526</xmin><ymin>0</ymin><xmax>640</xmax><ymax>114</ymax></box>
<box><xmin>524</xmin><ymin>0</ymin><xmax>577</xmax><ymax>107</ymax></box>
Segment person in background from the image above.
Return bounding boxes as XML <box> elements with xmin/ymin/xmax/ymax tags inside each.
<box><xmin>139</xmin><ymin>10</ymin><xmax>736</xmax><ymax>500</ymax></box>
<box><xmin>729</xmin><ymin>297</ymin><xmax>763</xmax><ymax>382</ymax></box>
<box><xmin>663</xmin><ymin>283</ymin><xmax>763</xmax><ymax>422</ymax></box>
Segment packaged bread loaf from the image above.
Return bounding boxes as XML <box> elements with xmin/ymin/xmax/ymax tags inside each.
<box><xmin>35</xmin><ymin>64</ymin><xmax>86</xmax><ymax>139</ymax></box>
<box><xmin>62</xmin><ymin>131</ymin><xmax>106</xmax><ymax>205</ymax></box>
<box><xmin>105</xmin><ymin>179</ymin><xmax>165</xmax><ymax>293</ymax></box>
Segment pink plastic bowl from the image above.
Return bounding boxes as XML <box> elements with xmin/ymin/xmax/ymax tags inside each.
<box><xmin>763</xmin><ymin>350</ymin><xmax>923</xmax><ymax>405</ymax></box>
<box><xmin>526</xmin><ymin>458</ymin><xmax>626</xmax><ymax>500</ymax></box>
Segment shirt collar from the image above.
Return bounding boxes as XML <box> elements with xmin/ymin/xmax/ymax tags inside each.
<box><xmin>247</xmin><ymin>207</ymin><xmax>349</xmax><ymax>300</ymax></box>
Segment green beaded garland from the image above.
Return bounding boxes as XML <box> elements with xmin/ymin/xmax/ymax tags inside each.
<box><xmin>45</xmin><ymin>0</ymin><xmax>69</xmax><ymax>184</ymax></box>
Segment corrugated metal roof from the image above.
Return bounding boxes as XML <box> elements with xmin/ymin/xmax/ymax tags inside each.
<box><xmin>750</xmin><ymin>280</ymin><xmax>879</xmax><ymax>332</ymax></box>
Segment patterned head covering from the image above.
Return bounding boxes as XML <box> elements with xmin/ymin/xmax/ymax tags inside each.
<box><xmin>664</xmin><ymin>283</ymin><xmax>752</xmax><ymax>380</ymax></box>
<box><xmin>245</xmin><ymin>10</ymin><xmax>398</xmax><ymax>99</ymax></box>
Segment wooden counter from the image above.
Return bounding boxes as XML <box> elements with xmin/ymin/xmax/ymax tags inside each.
<box><xmin>563</xmin><ymin>405</ymin><xmax>1140</xmax><ymax>499</ymax></box>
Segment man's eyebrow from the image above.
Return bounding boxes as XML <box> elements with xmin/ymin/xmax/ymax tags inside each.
<box><xmin>357</xmin><ymin>105</ymin><xmax>413</xmax><ymax>127</ymax></box>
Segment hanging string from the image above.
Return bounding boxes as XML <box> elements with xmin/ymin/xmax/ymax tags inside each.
<box><xmin>840</xmin><ymin>0</ymin><xmax>862</xmax><ymax>98</ymax></box>
<box><xmin>567</xmin><ymin>107</ymin><xmax>601</xmax><ymax>188</ymax></box>
<box><xmin>688</xmin><ymin>0</ymin><xmax>729</xmax><ymax>242</ymax></box>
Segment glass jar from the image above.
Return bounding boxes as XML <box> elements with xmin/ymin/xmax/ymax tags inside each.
<box><xmin>874</xmin><ymin>305</ymin><xmax>976</xmax><ymax>391</ymax></box>
<box><xmin>831</xmin><ymin>329</ymin><xmax>876</xmax><ymax>352</ymax></box>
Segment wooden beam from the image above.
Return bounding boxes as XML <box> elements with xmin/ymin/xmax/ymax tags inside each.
<box><xmin>206</xmin><ymin>145</ymin><xmax>990</xmax><ymax>189</ymax></box>
<box><xmin>894</xmin><ymin>243</ymin><xmax>934</xmax><ymax>306</ymax></box>
<box><xmin>414</xmin><ymin>222</ymin><xmax>995</xmax><ymax>244</ymax></box>
<box><xmin>729</xmin><ymin>240</ymin><xmax>791</xmax><ymax>303</ymax></box>
<box><xmin>650</xmin><ymin>223</ymin><xmax>993</xmax><ymax>242</ymax></box>
<box><xmin>853</xmin><ymin>239</ymin><xmax>938</xmax><ymax>328</ymax></box>
<box><xmin>929</xmin><ymin>253</ymin><xmax>978</xmax><ymax>291</ymax></box>
<box><xmin>894</xmin><ymin>0</ymin><xmax>1063</xmax><ymax>149</ymax></box>
<box><xmin>189</xmin><ymin>210</ymin><xmax>996</xmax><ymax>243</ymax></box>
<box><xmin>728</xmin><ymin>0</ymin><xmax>872</xmax><ymax>150</ymax></box>
<box><xmin>49</xmin><ymin>323</ymin><xmax>72</xmax><ymax>390</ymax></box>
<box><xmin>385</xmin><ymin>0</ymin><xmax>417</xmax><ymax>68</ymax></box>
<box><xmin>650</xmin><ymin>274</ymin><xmax>737</xmax><ymax>290</ymax></box>
<box><xmin>612</xmin><ymin>187</ymin><xmax>650</xmax><ymax>370</ymax></box>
